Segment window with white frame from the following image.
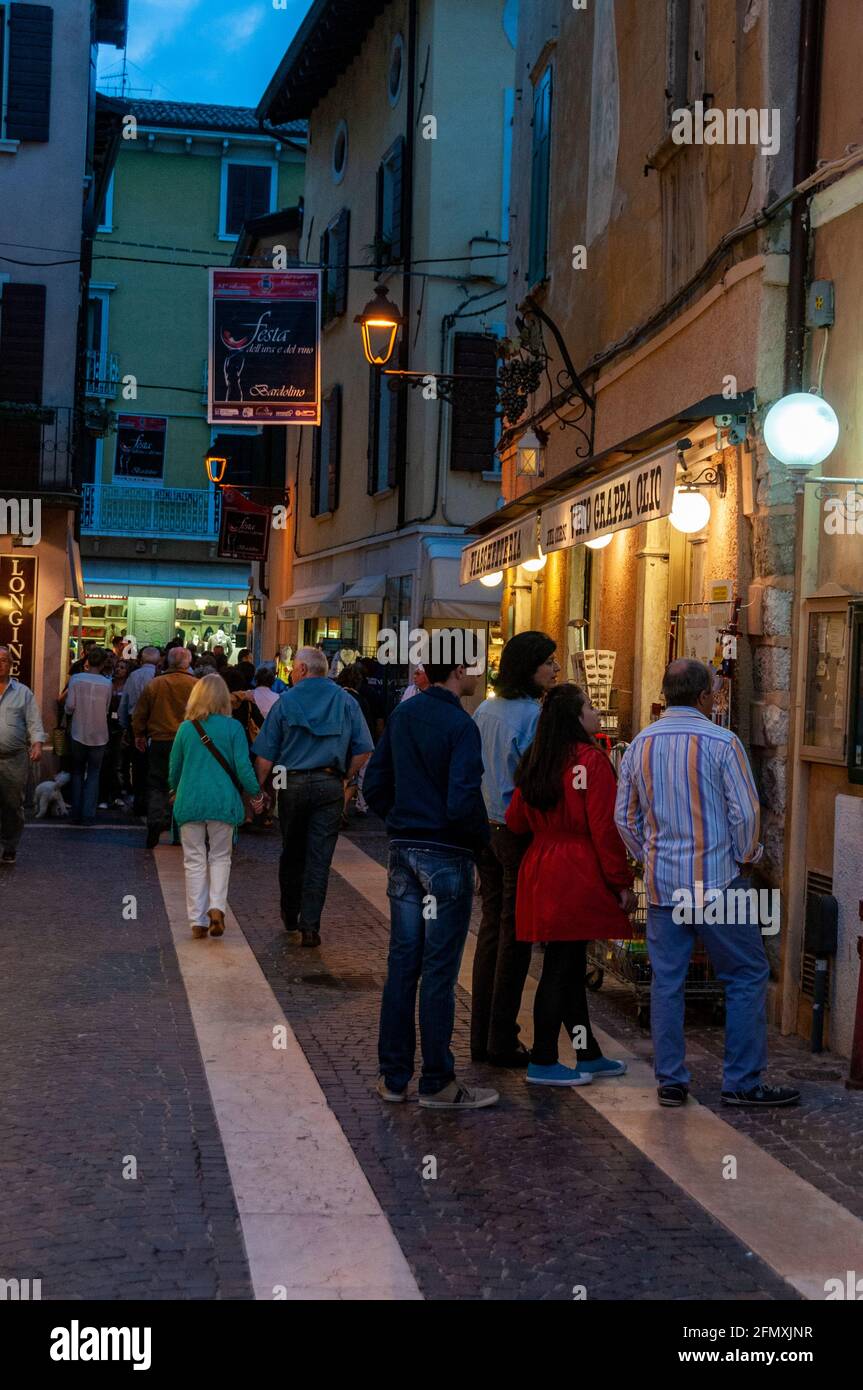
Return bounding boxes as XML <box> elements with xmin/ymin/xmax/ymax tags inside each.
<box><xmin>219</xmin><ymin>160</ymin><xmax>276</xmax><ymax>239</ymax></box>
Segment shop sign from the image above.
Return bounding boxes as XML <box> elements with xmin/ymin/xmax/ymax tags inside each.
<box><xmin>460</xmin><ymin>514</ymin><xmax>539</xmax><ymax>585</ymax></box>
<box><xmin>217</xmin><ymin>488</ymin><xmax>271</xmax><ymax>562</ymax></box>
<box><xmin>208</xmin><ymin>269</ymin><xmax>321</xmax><ymax>425</ymax></box>
<box><xmin>114</xmin><ymin>415</ymin><xmax>167</xmax><ymax>482</ymax></box>
<box><xmin>0</xmin><ymin>554</ymin><xmax>37</xmax><ymax>688</ymax></box>
<box><xmin>540</xmin><ymin>448</ymin><xmax>677</xmax><ymax>552</ymax></box>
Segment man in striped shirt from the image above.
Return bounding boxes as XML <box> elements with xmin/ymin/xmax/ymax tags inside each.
<box><xmin>615</xmin><ymin>658</ymin><xmax>799</xmax><ymax>1110</ymax></box>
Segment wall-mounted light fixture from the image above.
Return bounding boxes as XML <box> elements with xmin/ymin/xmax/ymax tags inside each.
<box><xmin>205</xmin><ymin>455</ymin><xmax>228</xmax><ymax>484</ymax></box>
<box><xmin>516</xmin><ymin>427</ymin><xmax>547</xmax><ymax>478</ymax></box>
<box><xmin>668</xmin><ymin>438</ymin><xmax>727</xmax><ymax>535</ymax></box>
<box><xmin>763</xmin><ymin>391</ymin><xmax>839</xmax><ymax>481</ymax></box>
<box><xmin>355</xmin><ymin>285</ymin><xmax>404</xmax><ymax>367</ymax></box>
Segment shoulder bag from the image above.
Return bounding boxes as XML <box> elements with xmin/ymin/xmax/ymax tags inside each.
<box><xmin>191</xmin><ymin>719</ymin><xmax>261</xmax><ymax>818</ymax></box>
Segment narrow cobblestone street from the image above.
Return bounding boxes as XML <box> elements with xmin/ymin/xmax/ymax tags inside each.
<box><xmin>4</xmin><ymin>817</ymin><xmax>862</xmax><ymax>1304</ymax></box>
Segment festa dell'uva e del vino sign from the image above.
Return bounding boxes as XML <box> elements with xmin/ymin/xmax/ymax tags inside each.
<box><xmin>208</xmin><ymin>269</ymin><xmax>321</xmax><ymax>426</ymax></box>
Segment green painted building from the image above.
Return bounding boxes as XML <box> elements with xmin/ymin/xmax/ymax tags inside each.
<box><xmin>81</xmin><ymin>100</ymin><xmax>305</xmax><ymax>654</ymax></box>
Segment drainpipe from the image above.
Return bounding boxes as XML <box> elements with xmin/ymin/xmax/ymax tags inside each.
<box><xmin>396</xmin><ymin>0</ymin><xmax>419</xmax><ymax>530</ymax></box>
<box><xmin>780</xmin><ymin>0</ymin><xmax>825</xmax><ymax>1037</ymax></box>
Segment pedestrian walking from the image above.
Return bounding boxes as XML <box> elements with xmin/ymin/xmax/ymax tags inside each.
<box><xmin>132</xmin><ymin>647</ymin><xmax>196</xmax><ymax>849</ymax></box>
<box><xmin>119</xmin><ymin>646</ymin><xmax>160</xmax><ymax>814</ymax></box>
<box><xmin>0</xmin><ymin>645</ymin><xmax>45</xmax><ymax>865</ymax></box>
<box><xmin>507</xmin><ymin>684</ymin><xmax>634</xmax><ymax>1086</ymax></box>
<box><xmin>399</xmin><ymin>664</ymin><xmax>429</xmax><ymax>702</ymax></box>
<box><xmin>251</xmin><ymin>667</ymin><xmax>279</xmax><ymax>720</ymax></box>
<box><xmin>169</xmin><ymin>673</ymin><xmax>265</xmax><ymax>939</ymax></box>
<box><xmin>252</xmin><ymin>646</ymin><xmax>373</xmax><ymax>947</ymax></box>
<box><xmin>614</xmin><ymin>658</ymin><xmax>800</xmax><ymax>1109</ymax></box>
<box><xmin>471</xmin><ymin>631</ymin><xmax>560</xmax><ymax>1067</ymax></box>
<box><xmin>364</xmin><ymin>640</ymin><xmax>499</xmax><ymax>1110</ymax></box>
<box><xmin>64</xmin><ymin>647</ymin><xmax>112</xmax><ymax>825</ymax></box>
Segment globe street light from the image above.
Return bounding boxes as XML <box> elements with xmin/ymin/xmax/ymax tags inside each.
<box><xmin>669</xmin><ymin>486</ymin><xmax>712</xmax><ymax>534</ymax></box>
<box><xmin>763</xmin><ymin>392</ymin><xmax>839</xmax><ymax>478</ymax></box>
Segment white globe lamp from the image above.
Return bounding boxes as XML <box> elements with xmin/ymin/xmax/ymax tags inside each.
<box><xmin>480</xmin><ymin>570</ymin><xmax>504</xmax><ymax>588</ymax></box>
<box><xmin>763</xmin><ymin>392</ymin><xmax>839</xmax><ymax>476</ymax></box>
<box><xmin>522</xmin><ymin>546</ymin><xmax>547</xmax><ymax>573</ymax></box>
<box><xmin>585</xmin><ymin>534</ymin><xmax>612</xmax><ymax>551</ymax></box>
<box><xmin>669</xmin><ymin>487</ymin><xmax>711</xmax><ymax>534</ymax></box>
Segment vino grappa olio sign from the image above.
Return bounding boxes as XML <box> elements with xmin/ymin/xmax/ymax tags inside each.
<box><xmin>0</xmin><ymin>555</ymin><xmax>37</xmax><ymax>687</ymax></box>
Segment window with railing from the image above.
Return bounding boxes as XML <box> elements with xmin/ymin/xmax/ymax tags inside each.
<box><xmin>81</xmin><ymin>484</ymin><xmax>221</xmax><ymax>540</ymax></box>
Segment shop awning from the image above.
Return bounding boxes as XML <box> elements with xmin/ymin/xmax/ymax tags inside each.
<box><xmin>539</xmin><ymin>445</ymin><xmax>677</xmax><ymax>552</ymax></box>
<box><xmin>277</xmin><ymin>582</ymin><xmax>345</xmax><ymax>621</ymax></box>
<box><xmin>424</xmin><ymin>538</ymin><xmax>501</xmax><ymax>621</ymax></box>
<box><xmin>83</xmin><ymin>558</ymin><xmax>251</xmax><ymax>601</ymax></box>
<box><xmin>340</xmin><ymin>575</ymin><xmax>386</xmax><ymax>614</ymax></box>
<box><xmin>460</xmin><ymin>513</ymin><xmax>540</xmax><ymax>584</ymax></box>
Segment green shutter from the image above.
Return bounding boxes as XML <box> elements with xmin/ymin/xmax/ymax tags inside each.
<box><xmin>528</xmin><ymin>67</ymin><xmax>553</xmax><ymax>286</ymax></box>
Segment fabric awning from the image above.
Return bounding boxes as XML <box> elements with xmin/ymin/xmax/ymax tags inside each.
<box><xmin>66</xmin><ymin>520</ymin><xmax>85</xmax><ymax>603</ymax></box>
<box><xmin>460</xmin><ymin>513</ymin><xmax>539</xmax><ymax>584</ymax></box>
<box><xmin>82</xmin><ymin>558</ymin><xmax>251</xmax><ymax>601</ymax></box>
<box><xmin>277</xmin><ymin>582</ymin><xmax>345</xmax><ymax>621</ymax></box>
<box><xmin>423</xmin><ymin>537</ymin><xmax>501</xmax><ymax>621</ymax></box>
<box><xmin>340</xmin><ymin>574</ymin><xmax>386</xmax><ymax>614</ymax></box>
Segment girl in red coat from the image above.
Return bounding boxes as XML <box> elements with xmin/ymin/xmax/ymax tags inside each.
<box><xmin>506</xmin><ymin>684</ymin><xmax>637</xmax><ymax>1087</ymax></box>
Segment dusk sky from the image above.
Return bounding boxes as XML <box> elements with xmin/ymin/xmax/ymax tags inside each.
<box><xmin>97</xmin><ymin>0</ymin><xmax>307</xmax><ymax>108</ymax></box>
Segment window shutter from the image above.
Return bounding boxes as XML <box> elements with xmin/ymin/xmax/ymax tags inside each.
<box><xmin>331</xmin><ymin>209</ymin><xmax>350</xmax><ymax>317</ymax></box>
<box><xmin>387</xmin><ymin>379</ymin><xmax>401</xmax><ymax>489</ymax></box>
<box><xmin>226</xmin><ymin>165</ymin><xmax>271</xmax><ymax>235</ymax></box>
<box><xmin>528</xmin><ymin>68</ymin><xmax>553</xmax><ymax>286</ymax></box>
<box><xmin>388</xmin><ymin>137</ymin><xmax>405</xmax><ymax>263</ymax></box>
<box><xmin>0</xmin><ymin>282</ymin><xmax>46</xmax><ymax>404</ymax></box>
<box><xmin>367</xmin><ymin>368</ymin><xmax>378</xmax><ymax>494</ymax></box>
<box><xmin>311</xmin><ymin>419</ymin><xmax>322</xmax><ymax>515</ymax></box>
<box><xmin>326</xmin><ymin>385</ymin><xmax>342</xmax><ymax>513</ymax></box>
<box><xmin>375</xmin><ymin>164</ymin><xmax>385</xmax><ymax>269</ymax></box>
<box><xmin>449</xmin><ymin>333</ymin><xmax>498</xmax><ymax>473</ymax></box>
<box><xmin>6</xmin><ymin>4</ymin><xmax>53</xmax><ymax>143</ymax></box>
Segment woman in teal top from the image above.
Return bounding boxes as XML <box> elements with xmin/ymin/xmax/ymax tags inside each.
<box><xmin>169</xmin><ymin>673</ymin><xmax>264</xmax><ymax>939</ymax></box>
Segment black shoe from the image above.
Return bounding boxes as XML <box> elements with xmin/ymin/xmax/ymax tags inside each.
<box><xmin>145</xmin><ymin>826</ymin><xmax>161</xmax><ymax>849</ymax></box>
<box><xmin>658</xmin><ymin>1083</ymin><xmax>689</xmax><ymax>1107</ymax></box>
<box><xmin>487</xmin><ymin>1044</ymin><xmax>531</xmax><ymax>1069</ymax></box>
<box><xmin>721</xmin><ymin>1084</ymin><xmax>800</xmax><ymax>1108</ymax></box>
<box><xmin>1</xmin><ymin>849</ymin><xmax>16</xmax><ymax>865</ymax></box>
<box><xmin>301</xmin><ymin>930</ymin><xmax>321</xmax><ymax>948</ymax></box>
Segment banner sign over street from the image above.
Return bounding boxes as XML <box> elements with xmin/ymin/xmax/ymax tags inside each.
<box><xmin>0</xmin><ymin>554</ymin><xmax>37</xmax><ymax>688</ymax></box>
<box><xmin>217</xmin><ymin>487</ymin><xmax>271</xmax><ymax>562</ymax></box>
<box><xmin>540</xmin><ymin>448</ymin><xmax>678</xmax><ymax>552</ymax></box>
<box><xmin>208</xmin><ymin>269</ymin><xmax>321</xmax><ymax>426</ymax></box>
<box><xmin>460</xmin><ymin>514</ymin><xmax>539</xmax><ymax>584</ymax></box>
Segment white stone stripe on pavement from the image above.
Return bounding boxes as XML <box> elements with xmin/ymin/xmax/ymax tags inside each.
<box><xmin>332</xmin><ymin>836</ymin><xmax>863</xmax><ymax>1302</ymax></box>
<box><xmin>154</xmin><ymin>846</ymin><xmax>422</xmax><ymax>1302</ymax></box>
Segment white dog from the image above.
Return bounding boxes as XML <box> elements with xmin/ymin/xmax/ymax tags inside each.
<box><xmin>34</xmin><ymin>771</ymin><xmax>70</xmax><ymax>819</ymax></box>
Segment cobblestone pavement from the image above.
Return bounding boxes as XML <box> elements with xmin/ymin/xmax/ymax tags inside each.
<box><xmin>232</xmin><ymin>822</ymin><xmax>798</xmax><ymax>1302</ymax></box>
<box><xmin>6</xmin><ymin>817</ymin><xmax>862</xmax><ymax>1302</ymax></box>
<box><xmin>0</xmin><ymin>827</ymin><xmax>252</xmax><ymax>1301</ymax></box>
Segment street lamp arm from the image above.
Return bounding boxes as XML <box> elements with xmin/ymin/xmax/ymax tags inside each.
<box><xmin>519</xmin><ymin>296</ymin><xmax>595</xmax><ymax>414</ymax></box>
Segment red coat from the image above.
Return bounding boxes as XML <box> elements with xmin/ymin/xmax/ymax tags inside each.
<box><xmin>505</xmin><ymin>742</ymin><xmax>635</xmax><ymax>942</ymax></box>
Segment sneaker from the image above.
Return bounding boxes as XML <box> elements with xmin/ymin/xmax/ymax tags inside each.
<box><xmin>1</xmin><ymin>849</ymin><xmax>16</xmax><ymax>865</ymax></box>
<box><xmin>657</xmin><ymin>1083</ymin><xmax>689</xmax><ymax>1107</ymax></box>
<box><xmin>376</xmin><ymin>1076</ymin><xmax>407</xmax><ymax>1103</ymax></box>
<box><xmin>190</xmin><ymin>924</ymin><xmax>208</xmax><ymax>939</ymax></box>
<box><xmin>419</xmin><ymin>1080</ymin><xmax>499</xmax><ymax>1109</ymax></box>
<box><xmin>487</xmin><ymin>1044</ymin><xmax>531</xmax><ymax>1069</ymax></box>
<box><xmin>207</xmin><ymin>909</ymin><xmax>225</xmax><ymax>938</ymax></box>
<box><xmin>575</xmin><ymin>1056</ymin><xmax>627</xmax><ymax>1078</ymax></box>
<box><xmin>721</xmin><ymin>1084</ymin><xmax>800</xmax><ymax>1108</ymax></box>
<box><xmin>526</xmin><ymin>1062</ymin><xmax>594</xmax><ymax>1087</ymax></box>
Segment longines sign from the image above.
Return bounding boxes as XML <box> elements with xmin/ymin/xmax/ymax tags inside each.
<box><xmin>540</xmin><ymin>448</ymin><xmax>677</xmax><ymax>552</ymax></box>
<box><xmin>0</xmin><ymin>554</ymin><xmax>37</xmax><ymax>688</ymax></box>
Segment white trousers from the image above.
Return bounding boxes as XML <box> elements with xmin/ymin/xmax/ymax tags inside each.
<box><xmin>180</xmin><ymin>820</ymin><xmax>234</xmax><ymax>927</ymax></box>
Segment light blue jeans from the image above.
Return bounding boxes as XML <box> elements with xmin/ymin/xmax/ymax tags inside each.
<box><xmin>646</xmin><ymin>876</ymin><xmax>769</xmax><ymax>1092</ymax></box>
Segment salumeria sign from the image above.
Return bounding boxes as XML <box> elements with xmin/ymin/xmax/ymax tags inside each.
<box><xmin>540</xmin><ymin>447</ymin><xmax>678</xmax><ymax>552</ymax></box>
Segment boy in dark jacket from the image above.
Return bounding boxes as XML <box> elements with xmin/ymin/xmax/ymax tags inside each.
<box><xmin>364</xmin><ymin>645</ymin><xmax>498</xmax><ymax>1110</ymax></box>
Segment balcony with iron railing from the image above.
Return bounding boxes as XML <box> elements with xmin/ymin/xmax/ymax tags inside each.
<box><xmin>85</xmin><ymin>350</ymin><xmax>120</xmax><ymax>399</ymax></box>
<box><xmin>81</xmin><ymin>484</ymin><xmax>222</xmax><ymax>540</ymax></box>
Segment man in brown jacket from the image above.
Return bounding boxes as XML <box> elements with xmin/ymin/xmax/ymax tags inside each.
<box><xmin>132</xmin><ymin>647</ymin><xmax>196</xmax><ymax>848</ymax></box>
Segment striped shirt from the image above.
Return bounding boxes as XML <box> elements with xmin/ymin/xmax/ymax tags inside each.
<box><xmin>614</xmin><ymin>707</ymin><xmax>762</xmax><ymax>906</ymax></box>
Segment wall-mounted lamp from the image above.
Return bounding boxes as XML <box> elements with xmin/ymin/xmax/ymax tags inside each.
<box><xmin>763</xmin><ymin>391</ymin><xmax>839</xmax><ymax>480</ymax></box>
<box><xmin>237</xmin><ymin>602</ymin><xmax>248</xmax><ymax>618</ymax></box>
<box><xmin>205</xmin><ymin>455</ymin><xmax>228</xmax><ymax>484</ymax></box>
<box><xmin>668</xmin><ymin>438</ymin><xmax>727</xmax><ymax>535</ymax></box>
<box><xmin>355</xmin><ymin>285</ymin><xmax>404</xmax><ymax>367</ymax></box>
<box><xmin>585</xmin><ymin>534</ymin><xmax>612</xmax><ymax>551</ymax></box>
<box><xmin>516</xmin><ymin>426</ymin><xmax>547</xmax><ymax>477</ymax></box>
<box><xmin>522</xmin><ymin>544</ymin><xmax>547</xmax><ymax>573</ymax></box>
<box><xmin>480</xmin><ymin>571</ymin><xmax>504</xmax><ymax>588</ymax></box>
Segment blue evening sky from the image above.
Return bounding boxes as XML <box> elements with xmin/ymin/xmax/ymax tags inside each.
<box><xmin>97</xmin><ymin>0</ymin><xmax>307</xmax><ymax>108</ymax></box>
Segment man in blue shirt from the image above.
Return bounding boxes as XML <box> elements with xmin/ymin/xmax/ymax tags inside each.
<box><xmin>364</xmin><ymin>643</ymin><xmax>498</xmax><ymax>1110</ymax></box>
<box><xmin>253</xmin><ymin>647</ymin><xmax>372</xmax><ymax>947</ymax></box>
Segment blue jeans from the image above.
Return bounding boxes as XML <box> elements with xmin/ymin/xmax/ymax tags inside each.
<box><xmin>646</xmin><ymin>876</ymin><xmax>770</xmax><ymax>1092</ymax></box>
<box><xmin>70</xmin><ymin>739</ymin><xmax>107</xmax><ymax>823</ymax></box>
<box><xmin>378</xmin><ymin>845</ymin><xmax>475</xmax><ymax>1096</ymax></box>
<box><xmin>277</xmin><ymin>771</ymin><xmax>344</xmax><ymax>932</ymax></box>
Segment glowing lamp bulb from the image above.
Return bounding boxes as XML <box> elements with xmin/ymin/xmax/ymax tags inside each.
<box><xmin>480</xmin><ymin>571</ymin><xmax>504</xmax><ymax>587</ymax></box>
<box><xmin>585</xmin><ymin>534</ymin><xmax>613</xmax><ymax>550</ymax></box>
<box><xmin>669</xmin><ymin>487</ymin><xmax>711</xmax><ymax>534</ymax></box>
<box><xmin>763</xmin><ymin>392</ymin><xmax>839</xmax><ymax>472</ymax></box>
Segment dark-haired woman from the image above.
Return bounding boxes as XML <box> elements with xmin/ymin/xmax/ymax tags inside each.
<box><xmin>471</xmin><ymin>631</ymin><xmax>560</xmax><ymax>1066</ymax></box>
<box><xmin>506</xmin><ymin>684</ymin><xmax>636</xmax><ymax>1086</ymax></box>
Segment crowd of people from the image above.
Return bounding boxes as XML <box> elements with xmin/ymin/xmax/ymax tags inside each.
<box><xmin>0</xmin><ymin>626</ymin><xmax>799</xmax><ymax>1115</ymax></box>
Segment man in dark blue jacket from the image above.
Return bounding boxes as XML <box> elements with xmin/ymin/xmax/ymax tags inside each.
<box><xmin>364</xmin><ymin>646</ymin><xmax>499</xmax><ymax>1111</ymax></box>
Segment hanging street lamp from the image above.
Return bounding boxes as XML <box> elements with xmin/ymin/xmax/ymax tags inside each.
<box><xmin>355</xmin><ymin>285</ymin><xmax>404</xmax><ymax>367</ymax></box>
<box><xmin>763</xmin><ymin>391</ymin><xmax>840</xmax><ymax>480</ymax></box>
<box><xmin>205</xmin><ymin>454</ymin><xmax>228</xmax><ymax>484</ymax></box>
